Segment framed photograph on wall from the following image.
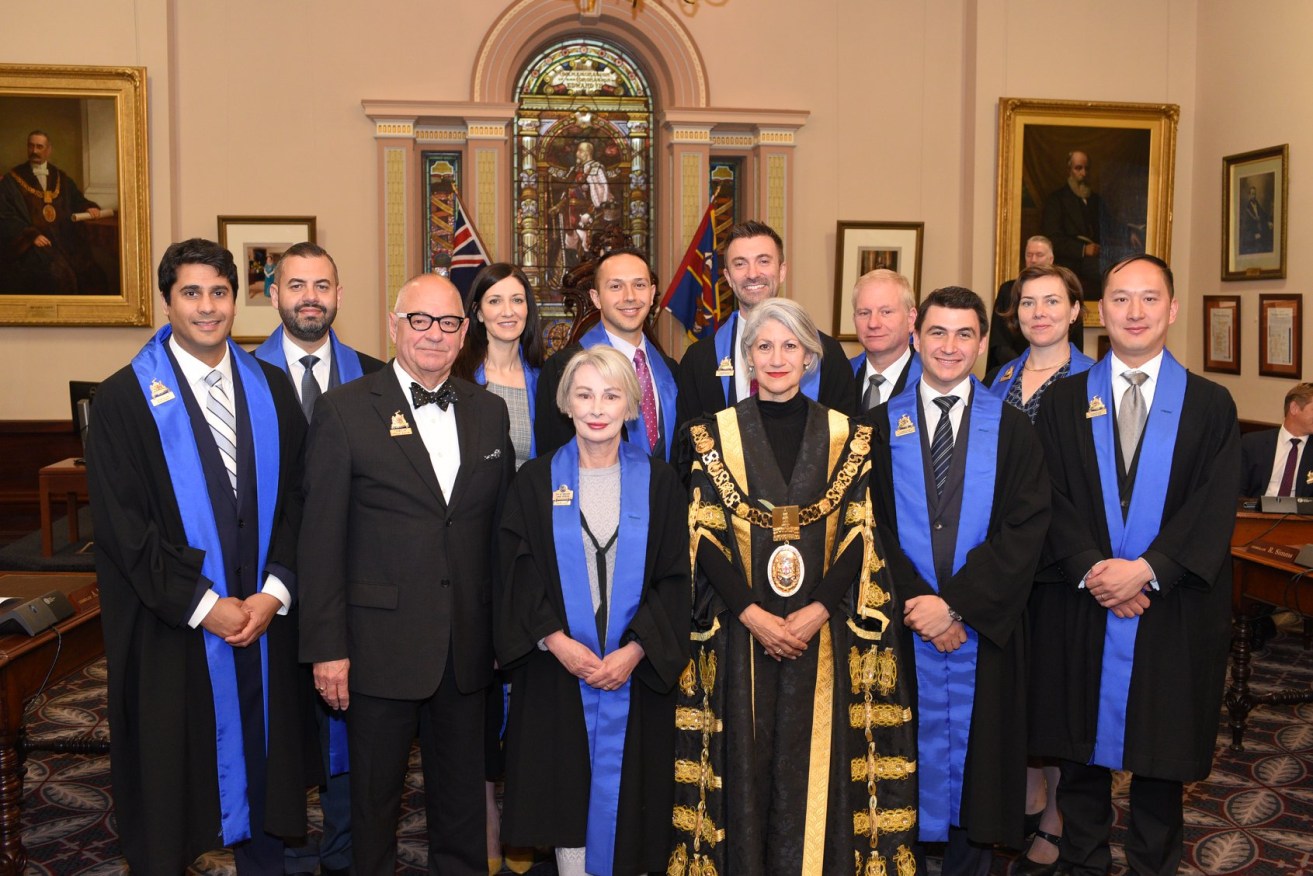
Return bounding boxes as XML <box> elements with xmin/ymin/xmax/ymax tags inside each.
<box><xmin>994</xmin><ymin>97</ymin><xmax>1178</xmax><ymax>327</ymax></box>
<box><xmin>831</xmin><ymin>220</ymin><xmax>924</xmax><ymax>342</ymax></box>
<box><xmin>0</xmin><ymin>64</ymin><xmax>152</xmax><ymax>327</ymax></box>
<box><xmin>1258</xmin><ymin>293</ymin><xmax>1301</xmax><ymax>379</ymax></box>
<box><xmin>217</xmin><ymin>215</ymin><xmax>317</xmax><ymax>343</ymax></box>
<box><xmin>1222</xmin><ymin>144</ymin><xmax>1288</xmax><ymax>281</ymax></box>
<box><xmin>1202</xmin><ymin>295</ymin><xmax>1241</xmax><ymax>375</ymax></box>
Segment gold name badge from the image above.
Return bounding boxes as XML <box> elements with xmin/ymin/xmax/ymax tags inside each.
<box><xmin>552</xmin><ymin>484</ymin><xmax>574</xmax><ymax>506</ymax></box>
<box><xmin>714</xmin><ymin>356</ymin><xmax>735</xmax><ymax>378</ymax></box>
<box><xmin>894</xmin><ymin>413</ymin><xmax>916</xmax><ymax>437</ymax></box>
<box><xmin>1306</xmin><ymin>470</ymin><xmax>1312</xmax><ymax>485</ymax></box>
<box><xmin>1000</xmin><ymin>365</ymin><xmax>1015</xmax><ymax>382</ymax></box>
<box><xmin>389</xmin><ymin>410</ymin><xmax>413</xmax><ymax>436</ymax></box>
<box><xmin>771</xmin><ymin>505</ymin><xmax>801</xmax><ymax>542</ymax></box>
<box><xmin>1086</xmin><ymin>395</ymin><xmax>1108</xmax><ymax>419</ymax></box>
<box><xmin>149</xmin><ymin>378</ymin><xmax>176</xmax><ymax>406</ymax></box>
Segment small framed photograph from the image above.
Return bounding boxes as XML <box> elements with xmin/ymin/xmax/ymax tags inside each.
<box><xmin>1202</xmin><ymin>295</ymin><xmax>1241</xmax><ymax>375</ymax></box>
<box><xmin>832</xmin><ymin>220</ymin><xmax>923</xmax><ymax>342</ymax></box>
<box><xmin>1222</xmin><ymin>145</ymin><xmax>1287</xmax><ymax>281</ymax></box>
<box><xmin>1258</xmin><ymin>293</ymin><xmax>1301</xmax><ymax>379</ymax></box>
<box><xmin>217</xmin><ymin>215</ymin><xmax>316</xmax><ymax>343</ymax></box>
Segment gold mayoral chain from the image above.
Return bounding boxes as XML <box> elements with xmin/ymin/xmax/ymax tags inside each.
<box><xmin>689</xmin><ymin>423</ymin><xmax>872</xmax><ymax>598</ymax></box>
<box><xmin>9</xmin><ymin>170</ymin><xmax>61</xmax><ymax>223</ymax></box>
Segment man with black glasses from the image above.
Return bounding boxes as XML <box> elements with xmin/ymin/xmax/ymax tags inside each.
<box><xmin>299</xmin><ymin>271</ymin><xmax>514</xmax><ymax>874</ymax></box>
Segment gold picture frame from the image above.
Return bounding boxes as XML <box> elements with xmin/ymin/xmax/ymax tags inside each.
<box><xmin>994</xmin><ymin>97</ymin><xmax>1178</xmax><ymax>326</ymax></box>
<box><xmin>0</xmin><ymin>64</ymin><xmax>151</xmax><ymax>326</ymax></box>
<box><xmin>831</xmin><ymin>220</ymin><xmax>924</xmax><ymax>343</ymax></box>
<box><xmin>217</xmin><ymin>215</ymin><xmax>317</xmax><ymax>344</ymax></box>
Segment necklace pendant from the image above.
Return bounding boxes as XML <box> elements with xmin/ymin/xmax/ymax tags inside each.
<box><xmin>767</xmin><ymin>543</ymin><xmax>805</xmax><ymax>597</ymax></box>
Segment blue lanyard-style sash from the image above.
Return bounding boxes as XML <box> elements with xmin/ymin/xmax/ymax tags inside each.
<box><xmin>581</xmin><ymin>323</ymin><xmax>675</xmax><ymax>460</ymax></box>
<box><xmin>253</xmin><ymin>326</ymin><xmax>366</xmax><ymax>385</ymax></box>
<box><xmin>475</xmin><ymin>357</ymin><xmax>540</xmax><ymax>458</ymax></box>
<box><xmin>550</xmin><ymin>439</ymin><xmax>650</xmax><ymax>876</ymax></box>
<box><xmin>714</xmin><ymin>312</ymin><xmax>738</xmax><ymax>405</ymax></box>
<box><xmin>990</xmin><ymin>343</ymin><xmax>1094</xmax><ymax>399</ymax></box>
<box><xmin>1086</xmin><ymin>352</ymin><xmax>1185</xmax><ymax>769</ymax></box>
<box><xmin>131</xmin><ymin>326</ymin><xmax>280</xmax><ymax>845</ymax></box>
<box><xmin>887</xmin><ymin>378</ymin><xmax>999</xmax><ymax>839</ymax></box>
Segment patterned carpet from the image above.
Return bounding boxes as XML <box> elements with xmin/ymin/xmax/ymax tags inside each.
<box><xmin>15</xmin><ymin>618</ymin><xmax>1313</xmax><ymax>875</ymax></box>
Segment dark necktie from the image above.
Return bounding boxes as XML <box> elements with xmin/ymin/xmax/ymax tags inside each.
<box><xmin>1118</xmin><ymin>370</ymin><xmax>1148</xmax><ymax>474</ymax></box>
<box><xmin>299</xmin><ymin>355</ymin><xmax>321</xmax><ymax>421</ymax></box>
<box><xmin>864</xmin><ymin>373</ymin><xmax>887</xmax><ymax>412</ymax></box>
<box><xmin>930</xmin><ymin>395</ymin><xmax>958</xmax><ymax>497</ymax></box>
<box><xmin>581</xmin><ymin>514</ymin><xmax>618</xmax><ymax>647</ymax></box>
<box><xmin>633</xmin><ymin>349</ymin><xmax>659</xmax><ymax>450</ymax></box>
<box><xmin>410</xmin><ymin>381</ymin><xmax>458</xmax><ymax>410</ymax></box>
<box><xmin>1279</xmin><ymin>437</ymin><xmax>1302</xmax><ymax>496</ymax></box>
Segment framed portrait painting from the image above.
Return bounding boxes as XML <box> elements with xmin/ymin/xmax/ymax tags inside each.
<box><xmin>1258</xmin><ymin>293</ymin><xmax>1301</xmax><ymax>380</ymax></box>
<box><xmin>217</xmin><ymin>215</ymin><xmax>317</xmax><ymax>344</ymax></box>
<box><xmin>994</xmin><ymin>98</ymin><xmax>1178</xmax><ymax>326</ymax></box>
<box><xmin>831</xmin><ymin>220</ymin><xmax>924</xmax><ymax>342</ymax></box>
<box><xmin>1222</xmin><ymin>144</ymin><xmax>1288</xmax><ymax>281</ymax></box>
<box><xmin>1202</xmin><ymin>295</ymin><xmax>1241</xmax><ymax>375</ymax></box>
<box><xmin>0</xmin><ymin>64</ymin><xmax>151</xmax><ymax>326</ymax></box>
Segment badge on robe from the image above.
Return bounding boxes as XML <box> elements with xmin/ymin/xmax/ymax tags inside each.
<box><xmin>1000</xmin><ymin>365</ymin><xmax>1015</xmax><ymax>383</ymax></box>
<box><xmin>714</xmin><ymin>356</ymin><xmax>734</xmax><ymax>378</ymax></box>
<box><xmin>552</xmin><ymin>484</ymin><xmax>574</xmax><ymax>506</ymax></box>
<box><xmin>1086</xmin><ymin>395</ymin><xmax>1108</xmax><ymax>419</ymax></box>
<box><xmin>149</xmin><ymin>378</ymin><xmax>176</xmax><ymax>406</ymax></box>
<box><xmin>894</xmin><ymin>413</ymin><xmax>916</xmax><ymax>437</ymax></box>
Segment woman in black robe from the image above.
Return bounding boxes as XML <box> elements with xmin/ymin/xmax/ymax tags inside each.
<box><xmin>498</xmin><ymin>345</ymin><xmax>690</xmax><ymax>876</ymax></box>
<box><xmin>669</xmin><ymin>299</ymin><xmax>919</xmax><ymax>876</ymax></box>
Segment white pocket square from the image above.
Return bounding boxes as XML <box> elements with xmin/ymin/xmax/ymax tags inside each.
<box><xmin>484</xmin><ymin>449</ymin><xmax>502</xmax><ymax>460</ymax></box>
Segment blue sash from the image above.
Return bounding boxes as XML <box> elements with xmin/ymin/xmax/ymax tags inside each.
<box><xmin>580</xmin><ymin>323</ymin><xmax>676</xmax><ymax>460</ymax></box>
<box><xmin>550</xmin><ymin>439</ymin><xmax>650</xmax><ymax>876</ymax></box>
<box><xmin>887</xmin><ymin>378</ymin><xmax>999</xmax><ymax>839</ymax></box>
<box><xmin>474</xmin><ymin>356</ymin><xmax>540</xmax><ymax>458</ymax></box>
<box><xmin>713</xmin><ymin>312</ymin><xmax>738</xmax><ymax>405</ymax></box>
<box><xmin>253</xmin><ymin>326</ymin><xmax>365</xmax><ymax>385</ymax></box>
<box><xmin>851</xmin><ymin>350</ymin><xmax>922</xmax><ymax>392</ymax></box>
<box><xmin>131</xmin><ymin>326</ymin><xmax>280</xmax><ymax>845</ymax></box>
<box><xmin>990</xmin><ymin>343</ymin><xmax>1094</xmax><ymax>399</ymax></box>
<box><xmin>1086</xmin><ymin>352</ymin><xmax>1185</xmax><ymax>769</ymax></box>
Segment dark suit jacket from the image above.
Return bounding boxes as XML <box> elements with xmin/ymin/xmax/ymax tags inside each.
<box><xmin>1240</xmin><ymin>428</ymin><xmax>1313</xmax><ymax>497</ymax></box>
<box><xmin>850</xmin><ymin>347</ymin><xmax>919</xmax><ymax>415</ymax></box>
<box><xmin>298</xmin><ymin>365</ymin><xmax>514</xmax><ymax>699</ymax></box>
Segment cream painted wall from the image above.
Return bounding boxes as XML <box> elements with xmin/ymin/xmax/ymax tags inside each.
<box><xmin>1191</xmin><ymin>2</ymin><xmax>1313</xmax><ymax>422</ymax></box>
<box><xmin>0</xmin><ymin>0</ymin><xmax>1298</xmax><ymax>422</ymax></box>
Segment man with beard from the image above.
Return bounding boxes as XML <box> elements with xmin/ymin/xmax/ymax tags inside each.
<box><xmin>1041</xmin><ymin>151</ymin><xmax>1142</xmax><ymax>302</ymax></box>
<box><xmin>254</xmin><ymin>241</ymin><xmax>383</xmax><ymax>876</ymax></box>
<box><xmin>0</xmin><ymin>129</ymin><xmax>107</xmax><ymax>293</ymax></box>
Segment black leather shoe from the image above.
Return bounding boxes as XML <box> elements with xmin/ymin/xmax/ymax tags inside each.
<box><xmin>1009</xmin><ymin>829</ymin><xmax>1062</xmax><ymax>876</ymax></box>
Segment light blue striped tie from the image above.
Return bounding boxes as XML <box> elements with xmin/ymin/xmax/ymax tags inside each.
<box><xmin>930</xmin><ymin>395</ymin><xmax>959</xmax><ymax>497</ymax></box>
<box><xmin>204</xmin><ymin>369</ymin><xmax>238</xmax><ymax>495</ymax></box>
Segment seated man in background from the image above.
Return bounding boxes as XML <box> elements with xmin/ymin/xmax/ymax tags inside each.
<box><xmin>1240</xmin><ymin>381</ymin><xmax>1313</xmax><ymax>497</ymax></box>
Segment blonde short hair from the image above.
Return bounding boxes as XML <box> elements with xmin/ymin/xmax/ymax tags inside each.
<box><xmin>556</xmin><ymin>344</ymin><xmax>642</xmax><ymax>421</ymax></box>
<box><xmin>739</xmin><ymin>298</ymin><xmax>823</xmax><ymax>373</ymax></box>
<box><xmin>850</xmin><ymin>268</ymin><xmax>916</xmax><ymax>311</ymax></box>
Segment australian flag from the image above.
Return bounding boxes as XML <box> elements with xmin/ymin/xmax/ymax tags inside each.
<box><xmin>449</xmin><ymin>189</ymin><xmax>491</xmax><ymax>297</ymax></box>
<box><xmin>661</xmin><ymin>201</ymin><xmax>721</xmax><ymax>340</ymax></box>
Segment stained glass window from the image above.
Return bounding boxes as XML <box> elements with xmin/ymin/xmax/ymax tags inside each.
<box><xmin>422</xmin><ymin>152</ymin><xmax>462</xmax><ymax>275</ymax></box>
<box><xmin>514</xmin><ymin>38</ymin><xmax>654</xmax><ymax>303</ymax></box>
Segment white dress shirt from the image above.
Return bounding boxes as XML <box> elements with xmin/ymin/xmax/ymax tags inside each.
<box><xmin>169</xmin><ymin>336</ymin><xmax>291</xmax><ymax>626</ymax></box>
<box><xmin>863</xmin><ymin>346</ymin><xmax>913</xmax><ymax>408</ymax></box>
<box><xmin>395</xmin><ymin>361</ymin><xmax>460</xmax><ymax>500</ymax></box>
<box><xmin>1264</xmin><ymin>426</ymin><xmax>1304</xmax><ymax>496</ymax></box>
<box><xmin>604</xmin><ymin>329</ymin><xmax>662</xmax><ymax>424</ymax></box>
<box><xmin>282</xmin><ymin>333</ymin><xmax>331</xmax><ymax>401</ymax></box>
<box><xmin>919</xmin><ymin>374</ymin><xmax>973</xmax><ymax>443</ymax></box>
<box><xmin>1107</xmin><ymin>350</ymin><xmax>1164</xmax><ymax>417</ymax></box>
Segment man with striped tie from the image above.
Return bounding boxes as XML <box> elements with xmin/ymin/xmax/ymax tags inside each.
<box><xmin>869</xmin><ymin>285</ymin><xmax>1051</xmax><ymax>876</ymax></box>
<box><xmin>88</xmin><ymin>238</ymin><xmax>310</xmax><ymax>874</ymax></box>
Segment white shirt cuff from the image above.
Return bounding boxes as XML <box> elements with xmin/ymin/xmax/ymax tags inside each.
<box><xmin>262</xmin><ymin>574</ymin><xmax>292</xmax><ymax>615</ymax></box>
<box><xmin>188</xmin><ymin>589</ymin><xmax>220</xmax><ymax>628</ymax></box>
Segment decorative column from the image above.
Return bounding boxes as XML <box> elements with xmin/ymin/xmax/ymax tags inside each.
<box><xmin>465</xmin><ymin>117</ymin><xmax>513</xmax><ymax>261</ymax></box>
<box><xmin>753</xmin><ymin>125</ymin><xmax>801</xmax><ymax>244</ymax></box>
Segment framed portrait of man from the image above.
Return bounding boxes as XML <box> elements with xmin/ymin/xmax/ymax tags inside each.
<box><xmin>1222</xmin><ymin>144</ymin><xmax>1288</xmax><ymax>281</ymax></box>
<box><xmin>994</xmin><ymin>98</ymin><xmax>1178</xmax><ymax>325</ymax></box>
<box><xmin>0</xmin><ymin>64</ymin><xmax>151</xmax><ymax>327</ymax></box>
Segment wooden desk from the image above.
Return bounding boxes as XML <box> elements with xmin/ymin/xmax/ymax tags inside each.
<box><xmin>0</xmin><ymin>572</ymin><xmax>101</xmax><ymax>874</ymax></box>
<box><xmin>37</xmin><ymin>458</ymin><xmax>88</xmax><ymax>557</ymax></box>
<box><xmin>1232</xmin><ymin>505</ymin><xmax>1313</xmax><ymax>551</ymax></box>
<box><xmin>1226</xmin><ymin>548</ymin><xmax>1313</xmax><ymax>751</ymax></box>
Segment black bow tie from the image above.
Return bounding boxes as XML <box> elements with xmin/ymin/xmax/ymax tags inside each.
<box><xmin>411</xmin><ymin>381</ymin><xmax>458</xmax><ymax>411</ymax></box>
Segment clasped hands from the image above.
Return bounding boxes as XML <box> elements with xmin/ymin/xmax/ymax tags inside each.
<box><xmin>546</xmin><ymin>631</ymin><xmax>644</xmax><ymax>691</ymax></box>
<box><xmin>739</xmin><ymin>602</ymin><xmax>828</xmax><ymax>661</ymax></box>
<box><xmin>1086</xmin><ymin>558</ymin><xmax>1154</xmax><ymax>618</ymax></box>
<box><xmin>200</xmin><ymin>592</ymin><xmax>282</xmax><ymax>647</ymax></box>
<box><xmin>903</xmin><ymin>595</ymin><xmax>967</xmax><ymax>653</ymax></box>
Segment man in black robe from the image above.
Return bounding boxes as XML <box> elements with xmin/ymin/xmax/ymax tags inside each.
<box><xmin>0</xmin><ymin>129</ymin><xmax>107</xmax><ymax>293</ymax></box>
<box><xmin>870</xmin><ymin>286</ymin><xmax>1050</xmax><ymax>876</ymax></box>
<box><xmin>1032</xmin><ymin>255</ymin><xmax>1240</xmax><ymax>876</ymax></box>
<box><xmin>88</xmin><ymin>238</ymin><xmax>308</xmax><ymax>874</ymax></box>
<box><xmin>676</xmin><ymin>220</ymin><xmax>856</xmax><ymax>425</ymax></box>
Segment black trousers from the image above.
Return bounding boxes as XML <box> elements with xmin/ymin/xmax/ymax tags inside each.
<box><xmin>349</xmin><ymin>658</ymin><xmax>487</xmax><ymax>875</ymax></box>
<box><xmin>1057</xmin><ymin>759</ymin><xmax>1183</xmax><ymax>876</ymax></box>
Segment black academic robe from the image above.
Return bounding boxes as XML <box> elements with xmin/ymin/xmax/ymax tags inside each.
<box><xmin>1031</xmin><ymin>372</ymin><xmax>1240</xmax><ymax>782</ymax></box>
<box><xmin>675</xmin><ymin>325</ymin><xmax>858</xmax><ymax>429</ymax></box>
<box><xmin>670</xmin><ymin>400</ymin><xmax>918</xmax><ymax>876</ymax></box>
<box><xmin>535</xmin><ymin>340</ymin><xmax>680</xmax><ymax>459</ymax></box>
<box><xmin>497</xmin><ymin>452</ymin><xmax>690</xmax><ymax>874</ymax></box>
<box><xmin>87</xmin><ymin>355</ymin><xmax>307</xmax><ymax>874</ymax></box>
<box><xmin>870</xmin><ymin>392</ymin><xmax>1050</xmax><ymax>849</ymax></box>
<box><xmin>1239</xmin><ymin>427</ymin><xmax>1313</xmax><ymax>497</ymax></box>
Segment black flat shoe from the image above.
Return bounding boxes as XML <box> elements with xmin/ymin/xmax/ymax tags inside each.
<box><xmin>1009</xmin><ymin>829</ymin><xmax>1062</xmax><ymax>876</ymax></box>
<box><xmin>1023</xmin><ymin>809</ymin><xmax>1042</xmax><ymax>839</ymax></box>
